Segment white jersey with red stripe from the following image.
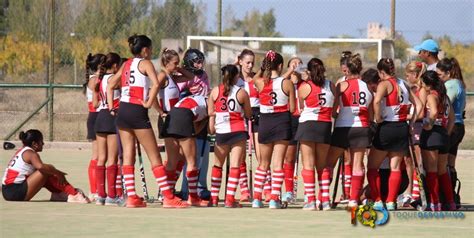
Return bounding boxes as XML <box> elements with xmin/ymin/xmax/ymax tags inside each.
<box><xmin>382</xmin><ymin>78</ymin><xmax>411</xmax><ymax>122</ymax></box>
<box><xmin>292</xmin><ymin>82</ymin><xmax>303</xmax><ymax>117</ymax></box>
<box><xmin>425</xmin><ymin>90</ymin><xmax>450</xmax><ymax>128</ymax></box>
<box><xmin>120</xmin><ymin>58</ymin><xmax>150</xmax><ymax>105</ymax></box>
<box><xmin>236</xmin><ymin>78</ymin><xmax>260</xmax><ymax>107</ymax></box>
<box><xmin>98</xmin><ymin>74</ymin><xmax>121</xmax><ymax>110</ymax></box>
<box><xmin>159</xmin><ymin>75</ymin><xmax>180</xmax><ymax>112</ymax></box>
<box><xmin>86</xmin><ymin>75</ymin><xmax>100</xmax><ymax>112</ymax></box>
<box><xmin>259</xmin><ymin>77</ymin><xmax>289</xmax><ymax>114</ymax></box>
<box><xmin>214</xmin><ymin>84</ymin><xmax>246</xmax><ymax>134</ymax></box>
<box><xmin>2</xmin><ymin>147</ymin><xmax>35</xmax><ymax>185</ymax></box>
<box><xmin>175</xmin><ymin>95</ymin><xmax>208</xmax><ymax>122</ymax></box>
<box><xmin>335</xmin><ymin>78</ymin><xmax>373</xmax><ymax>128</ymax></box>
<box><xmin>299</xmin><ymin>80</ymin><xmax>334</xmax><ymax>123</ymax></box>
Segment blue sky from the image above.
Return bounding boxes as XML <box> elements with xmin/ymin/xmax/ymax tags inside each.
<box><xmin>194</xmin><ymin>0</ymin><xmax>473</xmax><ymax>44</ymax></box>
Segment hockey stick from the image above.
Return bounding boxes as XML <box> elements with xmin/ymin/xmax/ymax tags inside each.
<box><xmin>224</xmin><ymin>155</ymin><xmax>230</xmax><ymax>197</ymax></box>
<box><xmin>331</xmin><ymin>156</ymin><xmax>343</xmax><ymax>209</ymax></box>
<box><xmin>247</xmin><ymin>120</ymin><xmax>254</xmax><ymax>198</ymax></box>
<box><xmin>408</xmin><ymin>137</ymin><xmax>427</xmax><ymax>211</ymax></box>
<box><xmin>136</xmin><ymin>140</ymin><xmax>153</xmax><ymax>203</ymax></box>
<box><xmin>293</xmin><ymin>142</ymin><xmax>300</xmax><ymax>199</ymax></box>
<box><xmin>117</xmin><ymin>131</ymin><xmax>127</xmax><ymax>207</ymax></box>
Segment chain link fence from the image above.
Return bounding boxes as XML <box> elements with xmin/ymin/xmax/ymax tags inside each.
<box><xmin>0</xmin><ymin>0</ymin><xmax>472</xmax><ymax>147</ymax></box>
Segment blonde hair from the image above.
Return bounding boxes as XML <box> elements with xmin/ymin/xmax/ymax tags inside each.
<box><xmin>405</xmin><ymin>61</ymin><xmax>426</xmax><ymax>87</ymax></box>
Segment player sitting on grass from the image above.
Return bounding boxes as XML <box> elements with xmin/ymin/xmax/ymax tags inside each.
<box><xmin>2</xmin><ymin>129</ymin><xmax>90</xmax><ymax>203</ymax></box>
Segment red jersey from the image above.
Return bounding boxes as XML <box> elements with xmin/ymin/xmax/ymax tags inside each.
<box><xmin>259</xmin><ymin>77</ymin><xmax>289</xmax><ymax>113</ymax></box>
<box><xmin>159</xmin><ymin>75</ymin><xmax>180</xmax><ymax>112</ymax></box>
<box><xmin>120</xmin><ymin>58</ymin><xmax>150</xmax><ymax>105</ymax></box>
<box><xmin>175</xmin><ymin>95</ymin><xmax>208</xmax><ymax>122</ymax></box>
<box><xmin>382</xmin><ymin>78</ymin><xmax>411</xmax><ymax>122</ymax></box>
<box><xmin>2</xmin><ymin>147</ymin><xmax>35</xmax><ymax>185</ymax></box>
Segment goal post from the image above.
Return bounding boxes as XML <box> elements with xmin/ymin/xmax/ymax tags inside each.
<box><xmin>186</xmin><ymin>36</ymin><xmax>394</xmax><ymax>86</ymax></box>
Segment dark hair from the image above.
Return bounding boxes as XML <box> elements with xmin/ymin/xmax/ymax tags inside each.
<box><xmin>437</xmin><ymin>58</ymin><xmax>465</xmax><ymax>88</ymax></box>
<box><xmin>221</xmin><ymin>64</ymin><xmax>239</xmax><ymax>96</ymax></box>
<box><xmin>362</xmin><ymin>68</ymin><xmax>380</xmax><ymax>85</ymax></box>
<box><xmin>238</xmin><ymin>49</ymin><xmax>255</xmax><ymax>61</ymax></box>
<box><xmin>377</xmin><ymin>58</ymin><xmax>395</xmax><ymax>76</ymax></box>
<box><xmin>307</xmin><ymin>58</ymin><xmax>325</xmax><ymax>86</ymax></box>
<box><xmin>160</xmin><ymin>48</ymin><xmax>179</xmax><ymax>67</ymax></box>
<box><xmin>120</xmin><ymin>58</ymin><xmax>128</xmax><ymax>67</ymax></box>
<box><xmin>340</xmin><ymin>51</ymin><xmax>352</xmax><ymax>66</ymax></box>
<box><xmin>98</xmin><ymin>52</ymin><xmax>121</xmax><ymax>82</ymax></box>
<box><xmin>84</xmin><ymin>53</ymin><xmax>105</xmax><ymax>94</ymax></box>
<box><xmin>346</xmin><ymin>53</ymin><xmax>363</xmax><ymax>75</ymax></box>
<box><xmin>262</xmin><ymin>50</ymin><xmax>284</xmax><ymax>80</ymax></box>
<box><xmin>422</xmin><ymin>70</ymin><xmax>448</xmax><ymax>111</ymax></box>
<box><xmin>19</xmin><ymin>129</ymin><xmax>43</xmax><ymax>147</ymax></box>
<box><xmin>128</xmin><ymin>34</ymin><xmax>152</xmax><ymax>56</ymax></box>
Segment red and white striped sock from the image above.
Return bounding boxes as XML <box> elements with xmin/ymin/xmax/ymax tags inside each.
<box><xmin>96</xmin><ymin>165</ymin><xmax>106</xmax><ymax>198</ymax></box>
<box><xmin>317</xmin><ymin>170</ymin><xmax>323</xmax><ymax>202</ymax></box>
<box><xmin>186</xmin><ymin>169</ymin><xmax>199</xmax><ymax>199</ymax></box>
<box><xmin>238</xmin><ymin>162</ymin><xmax>249</xmax><ymax>195</ymax></box>
<box><xmin>264</xmin><ymin>170</ymin><xmax>272</xmax><ymax>197</ymax></box>
<box><xmin>152</xmin><ymin>165</ymin><xmax>173</xmax><ymax>199</ymax></box>
<box><xmin>106</xmin><ymin>165</ymin><xmax>117</xmax><ymax>198</ymax></box>
<box><xmin>211</xmin><ymin>166</ymin><xmax>223</xmax><ymax>201</ymax></box>
<box><xmin>165</xmin><ymin>170</ymin><xmax>176</xmax><ymax>191</ymax></box>
<box><xmin>302</xmin><ymin>169</ymin><xmax>316</xmax><ymax>203</ymax></box>
<box><xmin>283</xmin><ymin>162</ymin><xmax>294</xmax><ymax>194</ymax></box>
<box><xmin>253</xmin><ymin>168</ymin><xmax>266</xmax><ymax>200</ymax></box>
<box><xmin>344</xmin><ymin>164</ymin><xmax>352</xmax><ymax>198</ymax></box>
<box><xmin>122</xmin><ymin>165</ymin><xmax>136</xmax><ymax>197</ymax></box>
<box><xmin>115</xmin><ymin>165</ymin><xmax>123</xmax><ymax>197</ymax></box>
<box><xmin>321</xmin><ymin>168</ymin><xmax>331</xmax><ymax>203</ymax></box>
<box><xmin>270</xmin><ymin>169</ymin><xmax>284</xmax><ymax>201</ymax></box>
<box><xmin>88</xmin><ymin>159</ymin><xmax>98</xmax><ymax>194</ymax></box>
<box><xmin>226</xmin><ymin>167</ymin><xmax>240</xmax><ymax>202</ymax></box>
<box><xmin>412</xmin><ymin>170</ymin><xmax>420</xmax><ymax>200</ymax></box>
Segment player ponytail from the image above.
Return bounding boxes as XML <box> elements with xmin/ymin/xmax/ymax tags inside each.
<box><xmin>340</xmin><ymin>51</ymin><xmax>352</xmax><ymax>66</ymax></box>
<box><xmin>405</xmin><ymin>61</ymin><xmax>426</xmax><ymax>88</ymax></box>
<box><xmin>261</xmin><ymin>50</ymin><xmax>283</xmax><ymax>84</ymax></box>
<box><xmin>19</xmin><ymin>129</ymin><xmax>43</xmax><ymax>147</ymax></box>
<box><xmin>362</xmin><ymin>68</ymin><xmax>380</xmax><ymax>85</ymax></box>
<box><xmin>97</xmin><ymin>53</ymin><xmax>121</xmax><ymax>91</ymax></box>
<box><xmin>221</xmin><ymin>64</ymin><xmax>239</xmax><ymax>96</ymax></box>
<box><xmin>128</xmin><ymin>34</ymin><xmax>152</xmax><ymax>56</ymax></box>
<box><xmin>422</xmin><ymin>71</ymin><xmax>448</xmax><ymax>111</ymax></box>
<box><xmin>307</xmin><ymin>58</ymin><xmax>326</xmax><ymax>87</ymax></box>
<box><xmin>346</xmin><ymin>53</ymin><xmax>363</xmax><ymax>75</ymax></box>
<box><xmin>84</xmin><ymin>53</ymin><xmax>105</xmax><ymax>94</ymax></box>
<box><xmin>377</xmin><ymin>58</ymin><xmax>396</xmax><ymax>76</ymax></box>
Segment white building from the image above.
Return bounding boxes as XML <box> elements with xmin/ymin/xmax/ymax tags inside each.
<box><xmin>367</xmin><ymin>22</ymin><xmax>390</xmax><ymax>40</ymax></box>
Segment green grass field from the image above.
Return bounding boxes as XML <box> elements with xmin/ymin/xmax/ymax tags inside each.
<box><xmin>1</xmin><ymin>149</ymin><xmax>473</xmax><ymax>237</ymax></box>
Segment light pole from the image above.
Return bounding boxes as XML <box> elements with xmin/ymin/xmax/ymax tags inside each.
<box><xmin>70</xmin><ymin>32</ymin><xmax>78</xmax><ymax>84</ymax></box>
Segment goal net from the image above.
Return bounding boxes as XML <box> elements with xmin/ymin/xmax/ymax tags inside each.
<box><xmin>186</xmin><ymin>36</ymin><xmax>394</xmax><ymax>86</ymax></box>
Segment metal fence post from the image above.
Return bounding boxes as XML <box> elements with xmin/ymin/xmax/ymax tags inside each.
<box><xmin>48</xmin><ymin>0</ymin><xmax>55</xmax><ymax>141</ymax></box>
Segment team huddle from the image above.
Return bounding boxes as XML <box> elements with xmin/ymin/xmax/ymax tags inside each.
<box><xmin>2</xmin><ymin>36</ymin><xmax>466</xmax><ymax>212</ymax></box>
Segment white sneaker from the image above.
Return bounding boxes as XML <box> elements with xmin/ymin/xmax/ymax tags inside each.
<box><xmin>68</xmin><ymin>189</ymin><xmax>91</xmax><ymax>204</ymax></box>
<box><xmin>105</xmin><ymin>197</ymin><xmax>123</xmax><ymax>206</ymax></box>
<box><xmin>347</xmin><ymin>200</ymin><xmax>358</xmax><ymax>209</ymax></box>
<box><xmin>88</xmin><ymin>193</ymin><xmax>97</xmax><ymax>202</ymax></box>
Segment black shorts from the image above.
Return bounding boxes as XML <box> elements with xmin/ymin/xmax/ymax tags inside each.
<box><xmin>216</xmin><ymin>132</ymin><xmax>249</xmax><ymax>146</ymax></box>
<box><xmin>449</xmin><ymin>123</ymin><xmax>465</xmax><ymax>156</ymax></box>
<box><xmin>289</xmin><ymin>116</ymin><xmax>299</xmax><ymax>145</ymax></box>
<box><xmin>116</xmin><ymin>102</ymin><xmax>152</xmax><ymax>129</ymax></box>
<box><xmin>2</xmin><ymin>181</ymin><xmax>28</xmax><ymax>201</ymax></box>
<box><xmin>87</xmin><ymin>112</ymin><xmax>99</xmax><ymax>140</ymax></box>
<box><xmin>247</xmin><ymin>107</ymin><xmax>261</xmax><ymax>133</ymax></box>
<box><xmin>295</xmin><ymin>121</ymin><xmax>332</xmax><ymax>144</ymax></box>
<box><xmin>411</xmin><ymin>121</ymin><xmax>423</xmax><ymax>145</ymax></box>
<box><xmin>420</xmin><ymin>125</ymin><xmax>449</xmax><ymax>154</ymax></box>
<box><xmin>94</xmin><ymin>109</ymin><xmax>117</xmax><ymax>134</ymax></box>
<box><xmin>258</xmin><ymin>111</ymin><xmax>291</xmax><ymax>144</ymax></box>
<box><xmin>330</xmin><ymin>127</ymin><xmax>372</xmax><ymax>149</ymax></box>
<box><xmin>167</xmin><ymin>107</ymin><xmax>195</xmax><ymax>139</ymax></box>
<box><xmin>372</xmin><ymin>121</ymin><xmax>409</xmax><ymax>153</ymax></box>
